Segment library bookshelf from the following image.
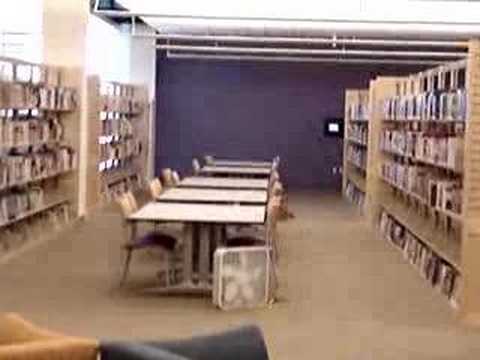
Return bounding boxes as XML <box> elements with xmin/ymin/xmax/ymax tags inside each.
<box><xmin>343</xmin><ymin>89</ymin><xmax>369</xmax><ymax>211</ymax></box>
<box><xmin>343</xmin><ymin>39</ymin><xmax>480</xmax><ymax>324</ymax></box>
<box><xmin>0</xmin><ymin>57</ymin><xmax>79</xmax><ymax>258</ymax></box>
<box><xmin>85</xmin><ymin>76</ymin><xmax>149</xmax><ymax>211</ymax></box>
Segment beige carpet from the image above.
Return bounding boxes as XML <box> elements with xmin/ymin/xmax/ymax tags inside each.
<box><xmin>1</xmin><ymin>191</ymin><xmax>480</xmax><ymax>359</ymax></box>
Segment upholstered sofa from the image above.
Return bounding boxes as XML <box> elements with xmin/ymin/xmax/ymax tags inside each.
<box><xmin>0</xmin><ymin>313</ymin><xmax>269</xmax><ymax>360</ymax></box>
<box><xmin>101</xmin><ymin>325</ymin><xmax>269</xmax><ymax>360</ymax></box>
<box><xmin>0</xmin><ymin>313</ymin><xmax>98</xmax><ymax>360</ymax></box>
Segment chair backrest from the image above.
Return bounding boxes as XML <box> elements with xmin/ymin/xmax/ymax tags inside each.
<box><xmin>271</xmin><ymin>180</ymin><xmax>283</xmax><ymax>197</ymax></box>
<box><xmin>264</xmin><ymin>197</ymin><xmax>280</xmax><ymax>245</ymax></box>
<box><xmin>204</xmin><ymin>155</ymin><xmax>214</xmax><ymax>165</ymax></box>
<box><xmin>269</xmin><ymin>170</ymin><xmax>280</xmax><ymax>189</ymax></box>
<box><xmin>172</xmin><ymin>171</ymin><xmax>181</xmax><ymax>186</ymax></box>
<box><xmin>126</xmin><ymin>191</ymin><xmax>139</xmax><ymax>211</ymax></box>
<box><xmin>117</xmin><ymin>192</ymin><xmax>138</xmax><ymax>218</ymax></box>
<box><xmin>149</xmin><ymin>178</ymin><xmax>163</xmax><ymax>199</ymax></box>
<box><xmin>162</xmin><ymin>168</ymin><xmax>174</xmax><ymax>187</ymax></box>
<box><xmin>272</xmin><ymin>156</ymin><xmax>280</xmax><ymax>171</ymax></box>
<box><xmin>192</xmin><ymin>158</ymin><xmax>201</xmax><ymax>174</ymax></box>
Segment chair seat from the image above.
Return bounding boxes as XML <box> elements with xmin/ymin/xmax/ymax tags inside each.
<box><xmin>226</xmin><ymin>236</ymin><xmax>265</xmax><ymax>247</ymax></box>
<box><xmin>125</xmin><ymin>232</ymin><xmax>177</xmax><ymax>252</ymax></box>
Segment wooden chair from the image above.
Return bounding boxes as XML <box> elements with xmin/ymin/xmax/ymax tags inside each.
<box><xmin>172</xmin><ymin>171</ymin><xmax>181</xmax><ymax>186</ymax></box>
<box><xmin>148</xmin><ymin>178</ymin><xmax>163</xmax><ymax>199</ymax></box>
<box><xmin>225</xmin><ymin>198</ymin><xmax>279</xmax><ymax>252</ymax></box>
<box><xmin>161</xmin><ymin>168</ymin><xmax>175</xmax><ymax>187</ymax></box>
<box><xmin>117</xmin><ymin>192</ymin><xmax>179</xmax><ymax>287</ymax></box>
<box><xmin>273</xmin><ymin>155</ymin><xmax>280</xmax><ymax>170</ymax></box>
<box><xmin>192</xmin><ymin>158</ymin><xmax>201</xmax><ymax>174</ymax></box>
<box><xmin>204</xmin><ymin>155</ymin><xmax>214</xmax><ymax>165</ymax></box>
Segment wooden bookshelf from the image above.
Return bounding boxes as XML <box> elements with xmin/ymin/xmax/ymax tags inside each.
<box><xmin>354</xmin><ymin>39</ymin><xmax>480</xmax><ymax>323</ymax></box>
<box><xmin>342</xmin><ymin>89</ymin><xmax>369</xmax><ymax>209</ymax></box>
<box><xmin>85</xmin><ymin>76</ymin><xmax>149</xmax><ymax>211</ymax></box>
<box><xmin>0</xmin><ymin>56</ymin><xmax>79</xmax><ymax>257</ymax></box>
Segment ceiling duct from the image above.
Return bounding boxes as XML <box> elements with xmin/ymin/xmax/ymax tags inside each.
<box><xmin>165</xmin><ymin>53</ymin><xmax>445</xmax><ymax>66</ymax></box>
<box><xmin>92</xmin><ymin>1</ymin><xmax>473</xmax><ymax>64</ymax></box>
<box><xmin>157</xmin><ymin>44</ymin><xmax>466</xmax><ymax>59</ymax></box>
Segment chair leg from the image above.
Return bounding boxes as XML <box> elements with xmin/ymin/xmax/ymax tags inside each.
<box><xmin>165</xmin><ymin>252</ymin><xmax>172</xmax><ymax>287</ymax></box>
<box><xmin>120</xmin><ymin>249</ymin><xmax>133</xmax><ymax>287</ymax></box>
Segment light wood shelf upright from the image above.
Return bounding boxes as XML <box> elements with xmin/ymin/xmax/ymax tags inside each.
<box><xmin>85</xmin><ymin>76</ymin><xmax>149</xmax><ymax>211</ymax></box>
<box><xmin>345</xmin><ymin>39</ymin><xmax>480</xmax><ymax>323</ymax></box>
<box><xmin>343</xmin><ymin>89</ymin><xmax>369</xmax><ymax>210</ymax></box>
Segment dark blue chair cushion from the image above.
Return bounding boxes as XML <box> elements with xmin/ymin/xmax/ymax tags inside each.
<box><xmin>125</xmin><ymin>232</ymin><xmax>177</xmax><ymax>251</ymax></box>
<box><xmin>100</xmin><ymin>342</ymin><xmax>188</xmax><ymax>360</ymax></box>
<box><xmin>101</xmin><ymin>325</ymin><xmax>269</xmax><ymax>360</ymax></box>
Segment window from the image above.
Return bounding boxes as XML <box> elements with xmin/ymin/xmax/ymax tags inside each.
<box><xmin>0</xmin><ymin>0</ymin><xmax>43</xmax><ymax>62</ymax></box>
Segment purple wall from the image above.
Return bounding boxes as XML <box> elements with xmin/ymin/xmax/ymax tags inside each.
<box><xmin>155</xmin><ymin>57</ymin><xmax>419</xmax><ymax>189</ymax></box>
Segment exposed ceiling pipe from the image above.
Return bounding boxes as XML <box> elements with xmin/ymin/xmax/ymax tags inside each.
<box><xmin>132</xmin><ymin>31</ymin><xmax>468</xmax><ymax>48</ymax></box>
<box><xmin>157</xmin><ymin>45</ymin><xmax>466</xmax><ymax>59</ymax></box>
<box><xmin>166</xmin><ymin>52</ymin><xmax>444</xmax><ymax>65</ymax></box>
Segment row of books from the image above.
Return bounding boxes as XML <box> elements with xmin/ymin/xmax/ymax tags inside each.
<box><xmin>380</xmin><ymin>129</ymin><xmax>464</xmax><ymax>172</ymax></box>
<box><xmin>0</xmin><ymin>147</ymin><xmax>76</xmax><ymax>190</ymax></box>
<box><xmin>100</xmin><ymin>116</ymin><xmax>134</xmax><ymax>138</ymax></box>
<box><xmin>98</xmin><ymin>158</ymin><xmax>137</xmax><ymax>173</ymax></box>
<box><xmin>381</xmin><ymin>160</ymin><xmax>462</xmax><ymax>215</ymax></box>
<box><xmin>346</xmin><ymin>145</ymin><xmax>367</xmax><ymax>171</ymax></box>
<box><xmin>384</xmin><ymin>89</ymin><xmax>467</xmax><ymax>122</ymax></box>
<box><xmin>0</xmin><ymin>61</ymin><xmax>60</xmax><ymax>85</ymax></box>
<box><xmin>0</xmin><ymin>203</ymin><xmax>70</xmax><ymax>257</ymax></box>
<box><xmin>104</xmin><ymin>174</ymin><xmax>141</xmax><ymax>200</ymax></box>
<box><xmin>100</xmin><ymin>96</ymin><xmax>143</xmax><ymax>115</ymax></box>
<box><xmin>99</xmin><ymin>139</ymin><xmax>142</xmax><ymax>164</ymax></box>
<box><xmin>0</xmin><ymin>187</ymin><xmax>45</xmax><ymax>225</ymax></box>
<box><xmin>347</xmin><ymin>123</ymin><xmax>368</xmax><ymax>145</ymax></box>
<box><xmin>100</xmin><ymin>82</ymin><xmax>136</xmax><ymax>97</ymax></box>
<box><xmin>379</xmin><ymin>210</ymin><xmax>460</xmax><ymax>305</ymax></box>
<box><xmin>347</xmin><ymin>102</ymin><xmax>369</xmax><ymax>122</ymax></box>
<box><xmin>344</xmin><ymin>180</ymin><xmax>365</xmax><ymax>208</ymax></box>
<box><xmin>0</xmin><ymin>117</ymin><xmax>64</xmax><ymax>150</ymax></box>
<box><xmin>1</xmin><ymin>83</ymin><xmax>77</xmax><ymax>111</ymax></box>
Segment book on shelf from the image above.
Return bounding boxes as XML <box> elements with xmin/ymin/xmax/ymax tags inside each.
<box><xmin>1</xmin><ymin>81</ymin><xmax>76</xmax><ymax>112</ymax></box>
<box><xmin>0</xmin><ymin>147</ymin><xmax>76</xmax><ymax>190</ymax></box>
<box><xmin>380</xmin><ymin>129</ymin><xmax>464</xmax><ymax>172</ymax></box>
<box><xmin>344</xmin><ymin>180</ymin><xmax>365</xmax><ymax>208</ymax></box>
<box><xmin>348</xmin><ymin>102</ymin><xmax>369</xmax><ymax>122</ymax></box>
<box><xmin>381</xmin><ymin>160</ymin><xmax>462</xmax><ymax>216</ymax></box>
<box><xmin>347</xmin><ymin>123</ymin><xmax>368</xmax><ymax>144</ymax></box>
<box><xmin>383</xmin><ymin>82</ymin><xmax>467</xmax><ymax>122</ymax></box>
<box><xmin>346</xmin><ymin>145</ymin><xmax>367</xmax><ymax>171</ymax></box>
<box><xmin>0</xmin><ymin>187</ymin><xmax>45</xmax><ymax>225</ymax></box>
<box><xmin>379</xmin><ymin>210</ymin><xmax>460</xmax><ymax>302</ymax></box>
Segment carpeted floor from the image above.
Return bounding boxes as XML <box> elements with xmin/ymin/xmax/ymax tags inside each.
<box><xmin>1</xmin><ymin>191</ymin><xmax>480</xmax><ymax>359</ymax></box>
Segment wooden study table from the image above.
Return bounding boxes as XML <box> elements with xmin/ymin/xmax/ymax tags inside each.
<box><xmin>210</xmin><ymin>159</ymin><xmax>273</xmax><ymax>168</ymax></box>
<box><xmin>200</xmin><ymin>165</ymin><xmax>272</xmax><ymax>178</ymax></box>
<box><xmin>127</xmin><ymin>202</ymin><xmax>266</xmax><ymax>292</ymax></box>
<box><xmin>156</xmin><ymin>187</ymin><xmax>268</xmax><ymax>204</ymax></box>
<box><xmin>179</xmin><ymin>176</ymin><xmax>270</xmax><ymax>190</ymax></box>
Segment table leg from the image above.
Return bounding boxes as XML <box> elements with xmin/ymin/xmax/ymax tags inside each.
<box><xmin>199</xmin><ymin>224</ymin><xmax>211</xmax><ymax>285</ymax></box>
<box><xmin>183</xmin><ymin>223</ymin><xmax>194</xmax><ymax>285</ymax></box>
<box><xmin>213</xmin><ymin>224</ymin><xmax>225</xmax><ymax>248</ymax></box>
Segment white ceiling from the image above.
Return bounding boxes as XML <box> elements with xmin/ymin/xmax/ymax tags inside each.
<box><xmin>116</xmin><ymin>0</ymin><xmax>480</xmax><ymax>24</ymax></box>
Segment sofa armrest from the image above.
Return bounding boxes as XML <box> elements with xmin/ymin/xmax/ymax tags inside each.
<box><xmin>0</xmin><ymin>338</ymin><xmax>98</xmax><ymax>360</ymax></box>
<box><xmin>0</xmin><ymin>313</ymin><xmax>64</xmax><ymax>344</ymax></box>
